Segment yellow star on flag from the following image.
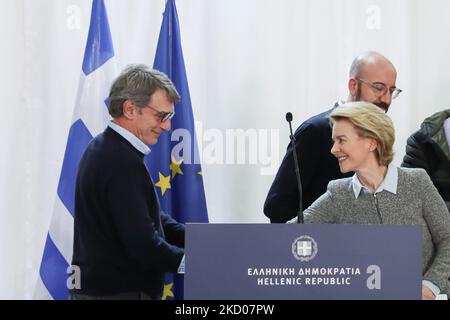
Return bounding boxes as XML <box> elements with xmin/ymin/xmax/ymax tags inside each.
<box><xmin>155</xmin><ymin>172</ymin><xmax>171</xmax><ymax>196</ymax></box>
<box><xmin>197</xmin><ymin>171</ymin><xmax>203</xmax><ymax>176</ymax></box>
<box><xmin>170</xmin><ymin>158</ymin><xmax>184</xmax><ymax>179</ymax></box>
<box><xmin>162</xmin><ymin>282</ymin><xmax>174</xmax><ymax>300</ymax></box>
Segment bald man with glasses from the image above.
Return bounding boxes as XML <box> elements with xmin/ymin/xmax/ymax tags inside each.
<box><xmin>264</xmin><ymin>51</ymin><xmax>402</xmax><ymax>223</ymax></box>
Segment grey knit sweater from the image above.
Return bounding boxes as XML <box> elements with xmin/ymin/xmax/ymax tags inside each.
<box><xmin>304</xmin><ymin>167</ymin><xmax>450</xmax><ymax>295</ymax></box>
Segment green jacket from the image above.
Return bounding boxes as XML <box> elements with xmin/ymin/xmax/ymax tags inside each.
<box><xmin>402</xmin><ymin>109</ymin><xmax>450</xmax><ymax>211</ymax></box>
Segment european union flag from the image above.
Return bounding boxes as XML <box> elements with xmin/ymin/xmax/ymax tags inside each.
<box><xmin>35</xmin><ymin>0</ymin><xmax>116</xmax><ymax>299</ymax></box>
<box><xmin>145</xmin><ymin>0</ymin><xmax>209</xmax><ymax>300</ymax></box>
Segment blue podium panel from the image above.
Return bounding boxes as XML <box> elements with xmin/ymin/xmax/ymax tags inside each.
<box><xmin>185</xmin><ymin>224</ymin><xmax>422</xmax><ymax>300</ymax></box>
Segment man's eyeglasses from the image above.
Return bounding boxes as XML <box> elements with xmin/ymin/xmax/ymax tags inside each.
<box><xmin>146</xmin><ymin>105</ymin><xmax>175</xmax><ymax>122</ymax></box>
<box><xmin>356</xmin><ymin>77</ymin><xmax>402</xmax><ymax>100</ymax></box>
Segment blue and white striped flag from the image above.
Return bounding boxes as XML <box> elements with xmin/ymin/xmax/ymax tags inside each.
<box><xmin>34</xmin><ymin>0</ymin><xmax>116</xmax><ymax>299</ymax></box>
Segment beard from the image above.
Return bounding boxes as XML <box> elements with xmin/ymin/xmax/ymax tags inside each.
<box><xmin>373</xmin><ymin>102</ymin><xmax>390</xmax><ymax>113</ymax></box>
<box><xmin>355</xmin><ymin>85</ymin><xmax>390</xmax><ymax>113</ymax></box>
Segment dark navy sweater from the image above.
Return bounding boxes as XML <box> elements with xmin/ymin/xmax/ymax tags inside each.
<box><xmin>264</xmin><ymin>106</ymin><xmax>352</xmax><ymax>223</ymax></box>
<box><xmin>71</xmin><ymin>127</ymin><xmax>184</xmax><ymax>297</ymax></box>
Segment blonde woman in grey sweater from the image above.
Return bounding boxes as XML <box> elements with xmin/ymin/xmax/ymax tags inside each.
<box><xmin>304</xmin><ymin>102</ymin><xmax>450</xmax><ymax>300</ymax></box>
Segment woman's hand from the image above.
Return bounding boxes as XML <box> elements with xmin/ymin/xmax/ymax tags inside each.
<box><xmin>422</xmin><ymin>285</ymin><xmax>436</xmax><ymax>300</ymax></box>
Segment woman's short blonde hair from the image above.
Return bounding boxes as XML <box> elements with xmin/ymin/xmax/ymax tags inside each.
<box><xmin>329</xmin><ymin>101</ymin><xmax>395</xmax><ymax>166</ymax></box>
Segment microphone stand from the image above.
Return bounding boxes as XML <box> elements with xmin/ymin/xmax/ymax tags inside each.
<box><xmin>286</xmin><ymin>113</ymin><xmax>304</xmax><ymax>224</ymax></box>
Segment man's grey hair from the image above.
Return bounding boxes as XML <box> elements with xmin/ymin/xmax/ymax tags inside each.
<box><xmin>108</xmin><ymin>64</ymin><xmax>180</xmax><ymax>118</ymax></box>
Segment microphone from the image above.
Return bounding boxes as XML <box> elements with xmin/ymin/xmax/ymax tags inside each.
<box><xmin>285</xmin><ymin>112</ymin><xmax>304</xmax><ymax>224</ymax></box>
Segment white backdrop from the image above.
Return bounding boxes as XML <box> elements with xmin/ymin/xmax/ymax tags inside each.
<box><xmin>1</xmin><ymin>0</ymin><xmax>449</xmax><ymax>299</ymax></box>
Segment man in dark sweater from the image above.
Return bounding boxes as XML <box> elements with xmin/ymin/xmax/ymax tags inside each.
<box><xmin>264</xmin><ymin>52</ymin><xmax>402</xmax><ymax>223</ymax></box>
<box><xmin>70</xmin><ymin>65</ymin><xmax>185</xmax><ymax>299</ymax></box>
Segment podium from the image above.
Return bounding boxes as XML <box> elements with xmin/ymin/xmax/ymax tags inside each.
<box><xmin>184</xmin><ymin>224</ymin><xmax>422</xmax><ymax>300</ymax></box>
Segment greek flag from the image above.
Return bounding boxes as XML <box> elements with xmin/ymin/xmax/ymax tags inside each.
<box><xmin>34</xmin><ymin>0</ymin><xmax>116</xmax><ymax>299</ymax></box>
